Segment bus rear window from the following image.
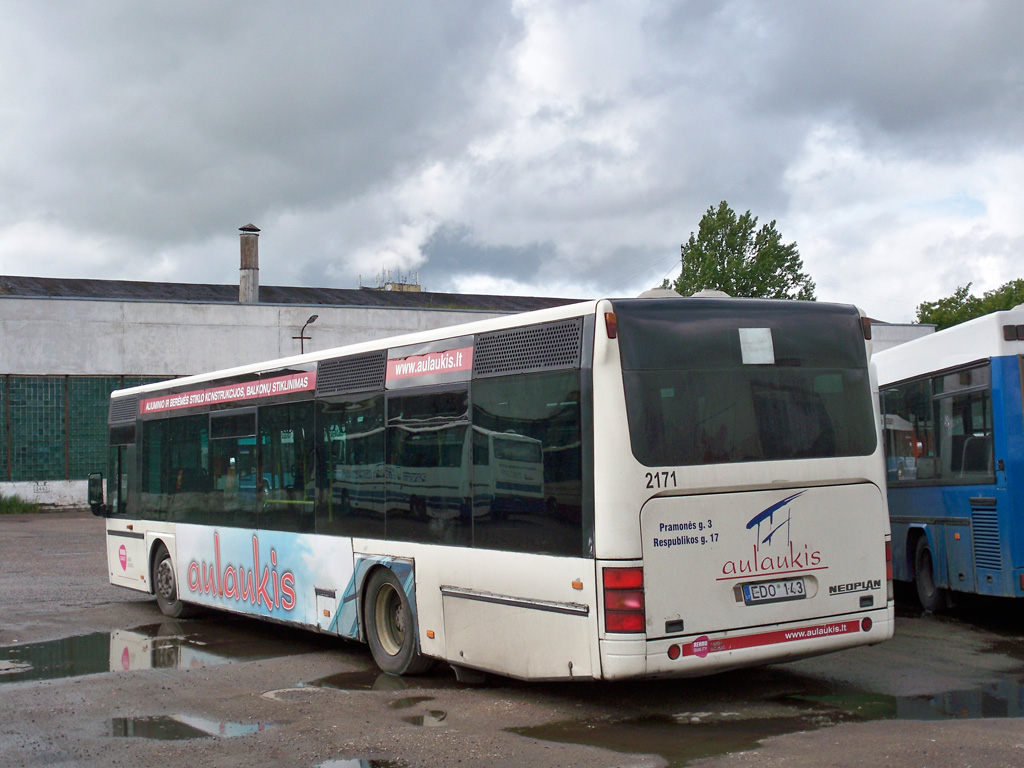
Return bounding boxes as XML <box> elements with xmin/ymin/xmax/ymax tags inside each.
<box><xmin>612</xmin><ymin>298</ymin><xmax>877</xmax><ymax>467</ymax></box>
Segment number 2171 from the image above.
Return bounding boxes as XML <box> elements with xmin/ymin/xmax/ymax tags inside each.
<box><xmin>645</xmin><ymin>471</ymin><xmax>677</xmax><ymax>489</ymax></box>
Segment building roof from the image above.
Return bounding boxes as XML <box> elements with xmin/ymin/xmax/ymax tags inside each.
<box><xmin>0</xmin><ymin>275</ymin><xmax>580</xmax><ymax>313</ymax></box>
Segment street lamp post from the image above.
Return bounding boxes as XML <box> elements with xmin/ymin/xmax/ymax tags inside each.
<box><xmin>293</xmin><ymin>314</ymin><xmax>318</xmax><ymax>354</ymax></box>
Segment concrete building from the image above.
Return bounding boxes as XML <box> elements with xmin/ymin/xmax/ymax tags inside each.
<box><xmin>870</xmin><ymin>321</ymin><xmax>936</xmax><ymax>353</ymax></box>
<box><xmin>1</xmin><ymin>222</ymin><xmax>938</xmax><ymax>509</ymax></box>
<box><xmin>0</xmin><ymin>227</ymin><xmax>575</xmax><ymax>507</ymax></box>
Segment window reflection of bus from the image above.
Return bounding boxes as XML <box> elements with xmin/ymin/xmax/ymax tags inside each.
<box><xmin>882</xmin><ymin>413</ymin><xmax>918</xmax><ymax>481</ymax></box>
<box><xmin>322</xmin><ymin>424</ymin><xmax>386</xmax><ymax>518</ymax></box>
<box><xmin>472</xmin><ymin>427</ymin><xmax>544</xmax><ymax>518</ymax></box>
<box><xmin>389</xmin><ymin>421</ymin><xmax>471</xmax><ymax>519</ymax></box>
<box><xmin>543</xmin><ymin>441</ymin><xmax>582</xmax><ymax>520</ymax></box>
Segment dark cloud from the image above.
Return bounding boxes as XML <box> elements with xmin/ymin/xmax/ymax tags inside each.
<box><xmin>2</xmin><ymin>2</ymin><xmax>517</xmax><ymax>242</ymax></box>
<box><xmin>0</xmin><ymin>1</ymin><xmax>1021</xmax><ymax>321</ymax></box>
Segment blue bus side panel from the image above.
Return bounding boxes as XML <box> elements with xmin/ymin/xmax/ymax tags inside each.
<box><xmin>997</xmin><ymin>354</ymin><xmax>1024</xmax><ymax>584</ymax></box>
<box><xmin>943</xmin><ymin>522</ymin><xmax>976</xmax><ymax>593</ymax></box>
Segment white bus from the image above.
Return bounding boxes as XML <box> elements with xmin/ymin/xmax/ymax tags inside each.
<box><xmin>90</xmin><ymin>295</ymin><xmax>893</xmax><ymax>681</ymax></box>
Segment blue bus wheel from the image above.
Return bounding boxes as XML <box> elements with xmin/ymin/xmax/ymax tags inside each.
<box><xmin>913</xmin><ymin>536</ymin><xmax>945</xmax><ymax>613</ymax></box>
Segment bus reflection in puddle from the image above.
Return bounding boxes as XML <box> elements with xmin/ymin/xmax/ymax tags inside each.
<box><xmin>0</xmin><ymin>620</ymin><xmax>304</xmax><ymax>683</ymax></box>
<box><xmin>109</xmin><ymin>714</ymin><xmax>269</xmax><ymax>739</ymax></box>
<box><xmin>513</xmin><ymin>681</ymin><xmax>1024</xmax><ymax>767</ymax></box>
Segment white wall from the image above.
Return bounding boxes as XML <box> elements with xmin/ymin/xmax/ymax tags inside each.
<box><xmin>870</xmin><ymin>322</ymin><xmax>936</xmax><ymax>354</ymax></box>
<box><xmin>0</xmin><ymin>480</ymin><xmax>86</xmax><ymax>509</ymax></box>
<box><xmin>0</xmin><ymin>297</ymin><xmax>504</xmax><ymax>376</ymax></box>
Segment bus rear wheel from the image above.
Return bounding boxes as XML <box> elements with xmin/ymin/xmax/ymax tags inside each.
<box><xmin>153</xmin><ymin>544</ymin><xmax>193</xmax><ymax>619</ymax></box>
<box><xmin>364</xmin><ymin>568</ymin><xmax>431</xmax><ymax>676</ymax></box>
<box><xmin>913</xmin><ymin>536</ymin><xmax>945</xmax><ymax>612</ymax></box>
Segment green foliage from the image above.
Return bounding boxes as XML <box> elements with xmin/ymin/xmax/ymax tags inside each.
<box><xmin>0</xmin><ymin>493</ymin><xmax>40</xmax><ymax>515</ymax></box>
<box><xmin>916</xmin><ymin>279</ymin><xmax>1024</xmax><ymax>330</ymax></box>
<box><xmin>667</xmin><ymin>201</ymin><xmax>816</xmax><ymax>300</ymax></box>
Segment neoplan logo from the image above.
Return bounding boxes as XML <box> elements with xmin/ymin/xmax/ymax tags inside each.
<box><xmin>829</xmin><ymin>579</ymin><xmax>881</xmax><ymax>596</ymax></box>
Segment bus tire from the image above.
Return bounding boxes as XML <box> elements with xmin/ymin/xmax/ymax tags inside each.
<box><xmin>364</xmin><ymin>568</ymin><xmax>432</xmax><ymax>676</ymax></box>
<box><xmin>153</xmin><ymin>543</ymin><xmax>194</xmax><ymax>619</ymax></box>
<box><xmin>409</xmin><ymin>496</ymin><xmax>427</xmax><ymax>519</ymax></box>
<box><xmin>913</xmin><ymin>536</ymin><xmax>944</xmax><ymax>612</ymax></box>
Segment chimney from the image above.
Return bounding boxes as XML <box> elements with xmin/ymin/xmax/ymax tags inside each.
<box><xmin>239</xmin><ymin>223</ymin><xmax>260</xmax><ymax>303</ymax></box>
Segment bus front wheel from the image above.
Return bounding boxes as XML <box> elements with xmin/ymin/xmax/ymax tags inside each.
<box><xmin>364</xmin><ymin>568</ymin><xmax>431</xmax><ymax>676</ymax></box>
<box><xmin>153</xmin><ymin>544</ymin><xmax>194</xmax><ymax>619</ymax></box>
<box><xmin>913</xmin><ymin>536</ymin><xmax>945</xmax><ymax>612</ymax></box>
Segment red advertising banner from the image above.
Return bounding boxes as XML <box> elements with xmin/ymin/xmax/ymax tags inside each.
<box><xmin>386</xmin><ymin>346</ymin><xmax>473</xmax><ymax>383</ymax></box>
<box><xmin>140</xmin><ymin>371</ymin><xmax>317</xmax><ymax>415</ymax></box>
<box><xmin>681</xmin><ymin>619</ymin><xmax>861</xmax><ymax>658</ymax></box>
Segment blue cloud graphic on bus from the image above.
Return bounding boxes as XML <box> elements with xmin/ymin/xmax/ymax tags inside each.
<box><xmin>745</xmin><ymin>491</ymin><xmax>806</xmax><ymax>547</ymax></box>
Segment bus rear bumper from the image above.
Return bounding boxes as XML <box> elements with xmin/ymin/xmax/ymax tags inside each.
<box><xmin>599</xmin><ymin>607</ymin><xmax>894</xmax><ymax>680</ymax></box>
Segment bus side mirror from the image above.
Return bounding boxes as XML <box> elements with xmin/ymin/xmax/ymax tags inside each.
<box><xmin>88</xmin><ymin>472</ymin><xmax>107</xmax><ymax>516</ymax></box>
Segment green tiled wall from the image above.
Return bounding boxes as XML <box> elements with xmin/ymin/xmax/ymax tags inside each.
<box><xmin>0</xmin><ymin>380</ymin><xmax>6</xmax><ymax>480</ymax></box>
<box><xmin>68</xmin><ymin>377</ymin><xmax>123</xmax><ymax>478</ymax></box>
<box><xmin>7</xmin><ymin>376</ymin><xmax>66</xmax><ymax>481</ymax></box>
<box><xmin>0</xmin><ymin>376</ymin><xmax>169</xmax><ymax>482</ymax></box>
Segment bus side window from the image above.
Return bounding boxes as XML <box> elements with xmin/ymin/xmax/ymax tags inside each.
<box><xmin>258</xmin><ymin>401</ymin><xmax>315</xmax><ymax>533</ymax></box>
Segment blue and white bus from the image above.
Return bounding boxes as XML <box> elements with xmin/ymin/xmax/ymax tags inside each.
<box><xmin>875</xmin><ymin>306</ymin><xmax>1024</xmax><ymax>610</ymax></box>
<box><xmin>90</xmin><ymin>295</ymin><xmax>893</xmax><ymax>680</ymax></box>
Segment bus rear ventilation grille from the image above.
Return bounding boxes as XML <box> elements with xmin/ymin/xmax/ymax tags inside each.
<box><xmin>474</xmin><ymin>318</ymin><xmax>583</xmax><ymax>377</ymax></box>
<box><xmin>108</xmin><ymin>395</ymin><xmax>139</xmax><ymax>424</ymax></box>
<box><xmin>317</xmin><ymin>352</ymin><xmax>386</xmax><ymax>396</ymax></box>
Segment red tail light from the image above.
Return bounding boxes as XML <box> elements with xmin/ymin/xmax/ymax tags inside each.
<box><xmin>603</xmin><ymin>566</ymin><xmax>645</xmax><ymax>633</ymax></box>
<box><xmin>885</xmin><ymin>540</ymin><xmax>894</xmax><ymax>601</ymax></box>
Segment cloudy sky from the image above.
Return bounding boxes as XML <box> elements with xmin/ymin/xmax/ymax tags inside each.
<box><xmin>1</xmin><ymin>1</ymin><xmax>1021</xmax><ymax>322</ymax></box>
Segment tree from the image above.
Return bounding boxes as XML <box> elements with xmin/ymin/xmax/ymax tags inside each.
<box><xmin>665</xmin><ymin>201</ymin><xmax>816</xmax><ymax>300</ymax></box>
<box><xmin>916</xmin><ymin>279</ymin><xmax>1024</xmax><ymax>330</ymax></box>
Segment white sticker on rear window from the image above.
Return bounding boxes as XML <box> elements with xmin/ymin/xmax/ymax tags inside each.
<box><xmin>739</xmin><ymin>328</ymin><xmax>775</xmax><ymax>365</ymax></box>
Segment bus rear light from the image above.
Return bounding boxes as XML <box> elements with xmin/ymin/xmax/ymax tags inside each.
<box><xmin>603</xmin><ymin>566</ymin><xmax>645</xmax><ymax>634</ymax></box>
<box><xmin>605</xmin><ymin>589</ymin><xmax>644</xmax><ymax>612</ymax></box>
<box><xmin>861</xmin><ymin>617</ymin><xmax>873</xmax><ymax>632</ymax></box>
<box><xmin>605</xmin><ymin>312</ymin><xmax>618</xmax><ymax>339</ymax></box>
<box><xmin>885</xmin><ymin>540</ymin><xmax>894</xmax><ymax>601</ymax></box>
<box><xmin>603</xmin><ymin>566</ymin><xmax>643</xmax><ymax>589</ymax></box>
<box><xmin>606</xmin><ymin>611</ymin><xmax>646</xmax><ymax>633</ymax></box>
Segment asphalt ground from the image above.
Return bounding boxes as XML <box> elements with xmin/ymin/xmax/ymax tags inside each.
<box><xmin>2</xmin><ymin>511</ymin><xmax>1024</xmax><ymax>768</ymax></box>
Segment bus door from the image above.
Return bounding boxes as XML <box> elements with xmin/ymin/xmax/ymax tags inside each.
<box><xmin>933</xmin><ymin>367</ymin><xmax>1002</xmax><ymax>594</ymax></box>
<box><xmin>104</xmin><ymin>433</ymin><xmax>150</xmax><ymax>592</ymax></box>
<box><xmin>105</xmin><ymin>527</ymin><xmax>149</xmax><ymax>591</ymax></box>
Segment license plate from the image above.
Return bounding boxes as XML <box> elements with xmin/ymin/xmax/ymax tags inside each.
<box><xmin>742</xmin><ymin>577</ymin><xmax>806</xmax><ymax>605</ymax></box>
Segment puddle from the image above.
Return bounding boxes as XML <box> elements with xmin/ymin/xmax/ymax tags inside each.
<box><xmin>262</xmin><ymin>687</ymin><xmax>329</xmax><ymax>702</ymax></box>
<box><xmin>318</xmin><ymin>761</ymin><xmax>404</xmax><ymax>768</ymax></box>
<box><xmin>402</xmin><ymin>710</ymin><xmax>447</xmax><ymax>727</ymax></box>
<box><xmin>385</xmin><ymin>695</ymin><xmax>447</xmax><ymax>726</ymax></box>
<box><xmin>307</xmin><ymin>669</ymin><xmax>458</xmax><ymax>692</ymax></box>
<box><xmin>387</xmin><ymin>696</ymin><xmax>434</xmax><ymax>710</ymax></box>
<box><xmin>513</xmin><ymin>678</ymin><xmax>1024</xmax><ymax>767</ymax></box>
<box><xmin>110</xmin><ymin>714</ymin><xmax>270</xmax><ymax>740</ymax></box>
<box><xmin>0</xmin><ymin>619</ymin><xmax>311</xmax><ymax>684</ymax></box>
